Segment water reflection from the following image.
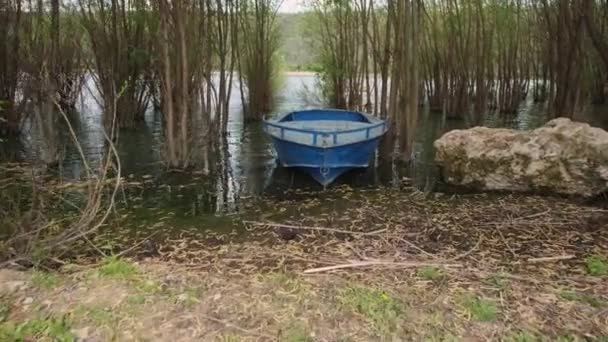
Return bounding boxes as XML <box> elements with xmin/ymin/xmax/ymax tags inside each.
<box><xmin>4</xmin><ymin>74</ymin><xmax>607</xmax><ymax>216</ymax></box>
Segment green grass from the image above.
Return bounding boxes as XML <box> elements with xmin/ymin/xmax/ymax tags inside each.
<box><xmin>555</xmin><ymin>335</ymin><xmax>586</xmax><ymax>342</ymax></box>
<box><xmin>0</xmin><ymin>315</ymin><xmax>74</xmax><ymax>342</ymax></box>
<box><xmin>559</xmin><ymin>290</ymin><xmax>605</xmax><ymax>308</ymax></box>
<box><xmin>97</xmin><ymin>257</ymin><xmax>138</xmax><ymax>279</ymax></box>
<box><xmin>506</xmin><ymin>331</ymin><xmax>540</xmax><ymax>342</ymax></box>
<box><xmin>459</xmin><ymin>294</ymin><xmax>498</xmax><ymax>321</ymax></box>
<box><xmin>73</xmin><ymin>304</ymin><xmax>120</xmax><ymax>328</ymax></box>
<box><xmin>280</xmin><ymin>325</ymin><xmax>313</xmax><ymax>342</ymax></box>
<box><xmin>265</xmin><ymin>272</ymin><xmax>309</xmax><ymax>294</ymax></box>
<box><xmin>136</xmin><ymin>279</ymin><xmax>161</xmax><ymax>294</ymax></box>
<box><xmin>585</xmin><ymin>255</ymin><xmax>608</xmax><ymax>276</ymax></box>
<box><xmin>31</xmin><ymin>271</ymin><xmax>60</xmax><ymax>289</ymax></box>
<box><xmin>424</xmin><ymin>333</ymin><xmax>459</xmax><ymax>342</ymax></box>
<box><xmin>220</xmin><ymin>334</ymin><xmax>242</xmax><ymax>342</ymax></box>
<box><xmin>127</xmin><ymin>294</ymin><xmax>146</xmax><ymax>306</ymax></box>
<box><xmin>182</xmin><ymin>286</ymin><xmax>203</xmax><ymax>308</ymax></box>
<box><xmin>0</xmin><ymin>296</ymin><xmax>12</xmax><ymax>323</ymax></box>
<box><xmin>337</xmin><ymin>285</ymin><xmax>403</xmax><ymax>336</ymax></box>
<box><xmin>417</xmin><ymin>266</ymin><xmax>444</xmax><ymax>281</ymax></box>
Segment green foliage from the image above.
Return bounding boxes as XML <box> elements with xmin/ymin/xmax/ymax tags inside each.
<box><xmin>338</xmin><ymin>285</ymin><xmax>403</xmax><ymax>336</ymax></box>
<box><xmin>0</xmin><ymin>315</ymin><xmax>74</xmax><ymax>342</ymax></box>
<box><xmin>459</xmin><ymin>295</ymin><xmax>498</xmax><ymax>321</ymax></box>
<box><xmin>97</xmin><ymin>257</ymin><xmax>138</xmax><ymax>279</ymax></box>
<box><xmin>417</xmin><ymin>266</ymin><xmax>443</xmax><ymax>281</ymax></box>
<box><xmin>278</xmin><ymin>13</ymin><xmax>316</xmax><ymax>70</ymax></box>
<box><xmin>585</xmin><ymin>255</ymin><xmax>608</xmax><ymax>276</ymax></box>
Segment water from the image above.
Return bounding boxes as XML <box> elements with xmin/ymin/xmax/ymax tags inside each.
<box><xmin>3</xmin><ymin>74</ymin><xmax>607</xmax><ymax>220</ymax></box>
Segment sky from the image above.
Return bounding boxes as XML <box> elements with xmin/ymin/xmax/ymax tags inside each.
<box><xmin>279</xmin><ymin>0</ymin><xmax>305</xmax><ymax>13</ymax></box>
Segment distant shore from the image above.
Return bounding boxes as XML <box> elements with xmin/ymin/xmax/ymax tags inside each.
<box><xmin>283</xmin><ymin>70</ymin><xmax>317</xmax><ymax>76</ymax></box>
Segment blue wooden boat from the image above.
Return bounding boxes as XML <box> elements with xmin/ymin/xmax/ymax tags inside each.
<box><xmin>263</xmin><ymin>109</ymin><xmax>388</xmax><ymax>186</ymax></box>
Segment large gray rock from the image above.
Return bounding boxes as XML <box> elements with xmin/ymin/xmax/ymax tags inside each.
<box><xmin>434</xmin><ymin>118</ymin><xmax>608</xmax><ymax>197</ymax></box>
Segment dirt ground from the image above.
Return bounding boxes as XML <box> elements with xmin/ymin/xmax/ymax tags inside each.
<box><xmin>1</xmin><ymin>188</ymin><xmax>607</xmax><ymax>341</ymax></box>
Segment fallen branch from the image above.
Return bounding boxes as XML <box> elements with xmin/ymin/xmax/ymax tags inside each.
<box><xmin>303</xmin><ymin>260</ymin><xmax>462</xmax><ymax>274</ymax></box>
<box><xmin>527</xmin><ymin>255</ymin><xmax>575</xmax><ymax>263</ymax></box>
<box><xmin>114</xmin><ymin>230</ymin><xmax>162</xmax><ymax>258</ymax></box>
<box><xmin>446</xmin><ymin>235</ymin><xmax>482</xmax><ymax>261</ymax></box>
<box><xmin>514</xmin><ymin>209</ymin><xmax>552</xmax><ymax>221</ymax></box>
<box><xmin>243</xmin><ymin>221</ymin><xmax>387</xmax><ymax>236</ymax></box>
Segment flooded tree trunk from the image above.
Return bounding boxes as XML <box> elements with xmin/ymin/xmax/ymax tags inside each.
<box><xmin>79</xmin><ymin>0</ymin><xmax>152</xmax><ymax>131</ymax></box>
<box><xmin>208</xmin><ymin>0</ymin><xmax>237</xmax><ymax>134</ymax></box>
<box><xmin>238</xmin><ymin>0</ymin><xmax>281</xmax><ymax>121</ymax></box>
<box><xmin>156</xmin><ymin>0</ymin><xmax>193</xmax><ymax>168</ymax></box>
<box><xmin>539</xmin><ymin>0</ymin><xmax>585</xmax><ymax>117</ymax></box>
<box><xmin>582</xmin><ymin>0</ymin><xmax>608</xmax><ymax>104</ymax></box>
<box><xmin>0</xmin><ymin>0</ymin><xmax>26</xmax><ymax>137</ymax></box>
<box><xmin>472</xmin><ymin>0</ymin><xmax>491</xmax><ymax>124</ymax></box>
<box><xmin>27</xmin><ymin>0</ymin><xmax>61</xmax><ymax>166</ymax></box>
<box><xmin>390</xmin><ymin>0</ymin><xmax>420</xmax><ymax>161</ymax></box>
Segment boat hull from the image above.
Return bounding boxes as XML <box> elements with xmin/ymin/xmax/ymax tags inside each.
<box><xmin>270</xmin><ymin>137</ymin><xmax>382</xmax><ymax>186</ymax></box>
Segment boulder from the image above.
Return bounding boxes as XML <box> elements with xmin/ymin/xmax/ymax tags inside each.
<box><xmin>434</xmin><ymin>118</ymin><xmax>608</xmax><ymax>197</ymax></box>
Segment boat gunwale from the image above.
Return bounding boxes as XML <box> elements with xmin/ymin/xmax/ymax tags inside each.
<box><xmin>267</xmin><ymin>133</ymin><xmax>384</xmax><ymax>150</ymax></box>
<box><xmin>279</xmin><ymin>162</ymin><xmax>370</xmax><ymax>168</ymax></box>
<box><xmin>264</xmin><ymin>109</ymin><xmax>387</xmax><ymax>136</ymax></box>
<box><xmin>272</xmin><ymin>108</ymin><xmax>382</xmax><ymax>123</ymax></box>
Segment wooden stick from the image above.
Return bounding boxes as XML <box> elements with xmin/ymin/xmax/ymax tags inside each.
<box><xmin>114</xmin><ymin>230</ymin><xmax>162</xmax><ymax>258</ymax></box>
<box><xmin>514</xmin><ymin>209</ymin><xmax>552</xmax><ymax>221</ymax></box>
<box><xmin>303</xmin><ymin>260</ymin><xmax>462</xmax><ymax>274</ymax></box>
<box><xmin>244</xmin><ymin>221</ymin><xmax>387</xmax><ymax>236</ymax></box>
<box><xmin>527</xmin><ymin>255</ymin><xmax>575</xmax><ymax>263</ymax></box>
<box><xmin>446</xmin><ymin>235</ymin><xmax>482</xmax><ymax>261</ymax></box>
<box><xmin>199</xmin><ymin>314</ymin><xmax>275</xmax><ymax>339</ymax></box>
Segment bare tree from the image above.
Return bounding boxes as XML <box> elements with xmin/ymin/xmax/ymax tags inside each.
<box><xmin>78</xmin><ymin>0</ymin><xmax>153</xmax><ymax>130</ymax></box>
<box><xmin>237</xmin><ymin>0</ymin><xmax>282</xmax><ymax>120</ymax></box>
<box><xmin>388</xmin><ymin>0</ymin><xmax>420</xmax><ymax>160</ymax></box>
<box><xmin>0</xmin><ymin>0</ymin><xmax>27</xmax><ymax>137</ymax></box>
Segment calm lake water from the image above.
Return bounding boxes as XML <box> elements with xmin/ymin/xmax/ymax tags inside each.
<box><xmin>3</xmin><ymin>74</ymin><xmax>608</xmax><ymax>218</ymax></box>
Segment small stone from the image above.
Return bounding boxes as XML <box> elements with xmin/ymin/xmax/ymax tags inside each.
<box><xmin>176</xmin><ymin>293</ymin><xmax>188</xmax><ymax>302</ymax></box>
<box><xmin>22</xmin><ymin>297</ymin><xmax>33</xmax><ymax>305</ymax></box>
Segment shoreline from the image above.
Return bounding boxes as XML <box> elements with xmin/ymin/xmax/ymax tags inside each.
<box><xmin>1</xmin><ymin>188</ymin><xmax>607</xmax><ymax>340</ymax></box>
